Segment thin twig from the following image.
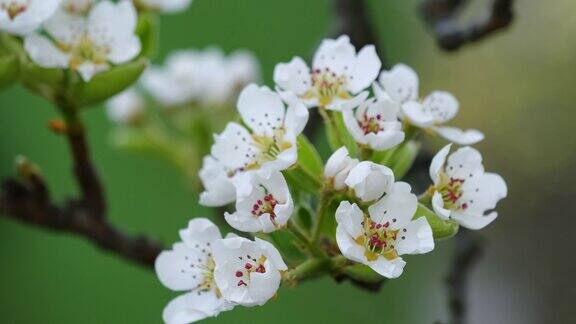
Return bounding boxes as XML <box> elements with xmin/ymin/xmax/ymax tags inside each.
<box><xmin>0</xmin><ymin>107</ymin><xmax>163</xmax><ymax>269</ymax></box>
<box><xmin>420</xmin><ymin>0</ymin><xmax>514</xmax><ymax>51</ymax></box>
<box><xmin>446</xmin><ymin>229</ymin><xmax>483</xmax><ymax>324</ymax></box>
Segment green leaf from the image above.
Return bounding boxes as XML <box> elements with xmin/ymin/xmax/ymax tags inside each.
<box><xmin>71</xmin><ymin>58</ymin><xmax>148</xmax><ymax>107</ymax></box>
<box><xmin>415</xmin><ymin>203</ymin><xmax>459</xmax><ymax>240</ymax></box>
<box><xmin>283</xmin><ymin>166</ymin><xmax>321</xmax><ymax>195</ymax></box>
<box><xmin>0</xmin><ymin>53</ymin><xmax>19</xmax><ymax>89</ymax></box>
<box><xmin>343</xmin><ymin>264</ymin><xmax>385</xmax><ymax>284</ymax></box>
<box><xmin>136</xmin><ymin>12</ymin><xmax>159</xmax><ymax>58</ymax></box>
<box><xmin>265</xmin><ymin>231</ymin><xmax>306</xmax><ymax>267</ymax></box>
<box><xmin>297</xmin><ymin>135</ymin><xmax>323</xmax><ymax>178</ymax></box>
<box><xmin>323</xmin><ymin>110</ymin><xmax>357</xmax><ymax>156</ymax></box>
<box><xmin>389</xmin><ymin>140</ymin><xmax>420</xmax><ymax>179</ymax></box>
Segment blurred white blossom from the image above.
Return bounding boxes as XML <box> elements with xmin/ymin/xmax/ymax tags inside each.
<box><xmin>24</xmin><ymin>0</ymin><xmax>141</xmax><ymax>81</ymax></box>
<box><xmin>135</xmin><ymin>0</ymin><xmax>191</xmax><ymax>13</ymax></box>
<box><xmin>0</xmin><ymin>0</ymin><xmax>61</xmax><ymax>35</ymax></box>
<box><xmin>105</xmin><ymin>87</ymin><xmax>145</xmax><ymax>124</ymax></box>
<box><xmin>141</xmin><ymin>48</ymin><xmax>260</xmax><ymax>107</ymax></box>
<box><xmin>428</xmin><ymin>144</ymin><xmax>507</xmax><ymax>230</ymax></box>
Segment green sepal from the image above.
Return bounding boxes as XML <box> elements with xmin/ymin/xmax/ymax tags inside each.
<box><xmin>389</xmin><ymin>140</ymin><xmax>420</xmax><ymax>179</ymax></box>
<box><xmin>414</xmin><ymin>202</ymin><xmax>459</xmax><ymax>240</ymax></box>
<box><xmin>0</xmin><ymin>53</ymin><xmax>20</xmax><ymax>89</ymax></box>
<box><xmin>324</xmin><ymin>110</ymin><xmax>357</xmax><ymax>156</ymax></box>
<box><xmin>283</xmin><ymin>166</ymin><xmax>321</xmax><ymax>195</ymax></box>
<box><xmin>70</xmin><ymin>58</ymin><xmax>148</xmax><ymax>107</ymax></box>
<box><xmin>20</xmin><ymin>64</ymin><xmax>66</xmax><ymax>102</ymax></box>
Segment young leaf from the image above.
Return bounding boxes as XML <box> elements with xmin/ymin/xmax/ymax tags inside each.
<box><xmin>0</xmin><ymin>53</ymin><xmax>19</xmax><ymax>89</ymax></box>
<box><xmin>71</xmin><ymin>58</ymin><xmax>148</xmax><ymax>107</ymax></box>
<box><xmin>297</xmin><ymin>135</ymin><xmax>323</xmax><ymax>178</ymax></box>
<box><xmin>136</xmin><ymin>12</ymin><xmax>159</xmax><ymax>58</ymax></box>
<box><xmin>414</xmin><ymin>203</ymin><xmax>459</xmax><ymax>240</ymax></box>
<box><xmin>389</xmin><ymin>140</ymin><xmax>420</xmax><ymax>179</ymax></box>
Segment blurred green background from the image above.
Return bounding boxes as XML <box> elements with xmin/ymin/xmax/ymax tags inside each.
<box><xmin>1</xmin><ymin>0</ymin><xmax>574</xmax><ymax>323</ymax></box>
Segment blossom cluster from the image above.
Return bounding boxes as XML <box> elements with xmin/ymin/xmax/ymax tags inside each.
<box><xmin>1</xmin><ymin>0</ymin><xmax>192</xmax><ymax>82</ymax></box>
<box><xmin>156</xmin><ymin>35</ymin><xmax>507</xmax><ymax>323</ymax></box>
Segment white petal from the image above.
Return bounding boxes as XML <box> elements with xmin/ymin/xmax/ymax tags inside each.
<box><xmin>282</xmin><ymin>91</ymin><xmax>309</xmax><ymax>135</ymax></box>
<box><xmin>255</xmin><ymin>237</ymin><xmax>288</xmax><ymax>270</ymax></box>
<box><xmin>365</xmin><ymin>129</ymin><xmax>405</xmax><ymax>151</ymax></box>
<box><xmin>313</xmin><ymin>35</ymin><xmax>355</xmax><ymax>76</ymax></box>
<box><xmin>429</xmin><ymin>143</ymin><xmax>452</xmax><ymax>184</ymax></box>
<box><xmin>89</xmin><ymin>1</ymin><xmax>140</xmax><ymax>64</ymax></box>
<box><xmin>345</xmin><ymin>161</ymin><xmax>394</xmax><ymax>202</ymax></box>
<box><xmin>378</xmin><ymin>63</ymin><xmax>419</xmax><ymax>104</ymax></box>
<box><xmin>432</xmin><ymin>191</ymin><xmax>451</xmax><ymax>220</ymax></box>
<box><xmin>211</xmin><ymin>122</ymin><xmax>257</xmax><ymax>172</ymax></box>
<box><xmin>273</xmin><ymin>56</ymin><xmax>311</xmax><ymax>96</ymax></box>
<box><xmin>179</xmin><ymin>218</ymin><xmax>222</xmax><ymax>247</ymax></box>
<box><xmin>105</xmin><ymin>88</ymin><xmax>144</xmax><ymax>124</ymax></box>
<box><xmin>247</xmin><ymin>263</ymin><xmax>281</xmax><ymax>306</ymax></box>
<box><xmin>459</xmin><ymin>173</ymin><xmax>507</xmax><ymax>214</ymax></box>
<box><xmin>401</xmin><ymin>101</ymin><xmax>434</xmax><ymax>127</ymax></box>
<box><xmin>342</xmin><ymin>108</ymin><xmax>367</xmax><ymax>145</ymax></box>
<box><xmin>347</xmin><ymin>45</ymin><xmax>381</xmax><ymax>94</ymax></box>
<box><xmin>336</xmin><ymin>225</ymin><xmax>366</xmax><ymax>263</ymax></box>
<box><xmin>44</xmin><ymin>10</ymin><xmax>85</xmax><ymax>44</ymax></box>
<box><xmin>334</xmin><ymin>201</ymin><xmax>364</xmax><ymax>239</ymax></box>
<box><xmin>368</xmin><ymin>182</ymin><xmax>417</xmax><ymax>229</ymax></box>
<box><xmin>326</xmin><ymin>90</ymin><xmax>368</xmax><ymax>111</ymax></box>
<box><xmin>451</xmin><ymin>211</ymin><xmax>498</xmax><ymax>230</ymax></box>
<box><xmin>324</xmin><ymin>147</ymin><xmax>350</xmax><ymax>178</ymax></box>
<box><xmin>198</xmin><ymin>156</ymin><xmax>236</xmax><ymax>207</ymax></box>
<box><xmin>77</xmin><ymin>61</ymin><xmax>109</xmax><ymax>81</ymax></box>
<box><xmin>237</xmin><ymin>84</ymin><xmax>286</xmax><ymax>136</ymax></box>
<box><xmin>368</xmin><ymin>256</ymin><xmax>406</xmax><ymax>279</ymax></box>
<box><xmin>24</xmin><ymin>33</ymin><xmax>69</xmax><ymax>68</ymax></box>
<box><xmin>422</xmin><ymin>91</ymin><xmax>459</xmax><ymax>123</ymax></box>
<box><xmin>163</xmin><ymin>291</ymin><xmax>228</xmax><ymax>324</ymax></box>
<box><xmin>434</xmin><ymin>126</ymin><xmax>485</xmax><ymax>145</ymax></box>
<box><xmin>155</xmin><ymin>243</ymin><xmax>205</xmax><ymax>291</ymax></box>
<box><xmin>0</xmin><ymin>0</ymin><xmax>61</xmax><ymax>36</ymax></box>
<box><xmin>395</xmin><ymin>217</ymin><xmax>435</xmax><ymax>255</ymax></box>
<box><xmin>225</xmin><ymin>211</ymin><xmax>262</xmax><ymax>233</ymax></box>
<box><xmin>445</xmin><ymin>146</ymin><xmax>484</xmax><ymax>180</ymax></box>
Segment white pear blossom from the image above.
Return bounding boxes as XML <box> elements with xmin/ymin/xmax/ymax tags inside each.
<box><xmin>0</xmin><ymin>0</ymin><xmax>61</xmax><ymax>36</ymax></box>
<box><xmin>336</xmin><ymin>182</ymin><xmax>434</xmax><ymax>278</ymax></box>
<box><xmin>324</xmin><ymin>146</ymin><xmax>358</xmax><ymax>190</ymax></box>
<box><xmin>225</xmin><ymin>171</ymin><xmax>294</xmax><ymax>233</ymax></box>
<box><xmin>374</xmin><ymin>64</ymin><xmax>484</xmax><ymax>145</ymax></box>
<box><xmin>428</xmin><ymin>144</ymin><xmax>507</xmax><ymax>230</ymax></box>
<box><xmin>155</xmin><ymin>218</ymin><xmax>234</xmax><ymax>324</ymax></box>
<box><xmin>344</xmin><ymin>161</ymin><xmax>394</xmax><ymax>202</ymax></box>
<box><xmin>135</xmin><ymin>0</ymin><xmax>191</xmax><ymax>13</ymax></box>
<box><xmin>23</xmin><ymin>0</ymin><xmax>141</xmax><ymax>81</ymax></box>
<box><xmin>199</xmin><ymin>84</ymin><xmax>308</xmax><ymax>207</ymax></box>
<box><xmin>105</xmin><ymin>87</ymin><xmax>145</xmax><ymax>124</ymax></box>
<box><xmin>141</xmin><ymin>48</ymin><xmax>260</xmax><ymax>107</ymax></box>
<box><xmin>61</xmin><ymin>0</ymin><xmax>94</xmax><ymax>15</ymax></box>
<box><xmin>274</xmin><ymin>35</ymin><xmax>381</xmax><ymax>111</ymax></box>
<box><xmin>212</xmin><ymin>236</ymin><xmax>287</xmax><ymax>307</ymax></box>
<box><xmin>342</xmin><ymin>96</ymin><xmax>405</xmax><ymax>151</ymax></box>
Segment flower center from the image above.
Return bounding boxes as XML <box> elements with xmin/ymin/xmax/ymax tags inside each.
<box><xmin>59</xmin><ymin>34</ymin><xmax>110</xmax><ymax>69</ymax></box>
<box><xmin>356</xmin><ymin>217</ymin><xmax>402</xmax><ymax>262</ymax></box>
<box><xmin>436</xmin><ymin>172</ymin><xmax>466</xmax><ymax>210</ymax></box>
<box><xmin>235</xmin><ymin>254</ymin><xmax>267</xmax><ymax>287</ymax></box>
<box><xmin>250</xmin><ymin>130</ymin><xmax>292</xmax><ymax>167</ymax></box>
<box><xmin>251</xmin><ymin>193</ymin><xmax>278</xmax><ymax>220</ymax></box>
<box><xmin>305</xmin><ymin>68</ymin><xmax>351</xmax><ymax>107</ymax></box>
<box><xmin>2</xmin><ymin>1</ymin><xmax>28</xmax><ymax>20</ymax></box>
<box><xmin>63</xmin><ymin>0</ymin><xmax>93</xmax><ymax>15</ymax></box>
<box><xmin>358</xmin><ymin>113</ymin><xmax>384</xmax><ymax>135</ymax></box>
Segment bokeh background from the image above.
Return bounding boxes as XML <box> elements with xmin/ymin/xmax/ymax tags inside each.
<box><xmin>1</xmin><ymin>0</ymin><xmax>574</xmax><ymax>323</ymax></box>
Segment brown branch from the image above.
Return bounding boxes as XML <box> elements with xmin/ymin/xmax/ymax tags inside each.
<box><xmin>446</xmin><ymin>229</ymin><xmax>483</xmax><ymax>324</ymax></box>
<box><xmin>420</xmin><ymin>0</ymin><xmax>514</xmax><ymax>51</ymax></box>
<box><xmin>0</xmin><ymin>108</ymin><xmax>163</xmax><ymax>269</ymax></box>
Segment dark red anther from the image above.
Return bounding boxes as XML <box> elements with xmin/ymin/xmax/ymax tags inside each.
<box><xmin>235</xmin><ymin>271</ymin><xmax>243</xmax><ymax>277</ymax></box>
<box><xmin>244</xmin><ymin>263</ymin><xmax>252</xmax><ymax>269</ymax></box>
<box><xmin>255</xmin><ymin>264</ymin><xmax>266</xmax><ymax>273</ymax></box>
<box><xmin>237</xmin><ymin>280</ymin><xmax>247</xmax><ymax>287</ymax></box>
